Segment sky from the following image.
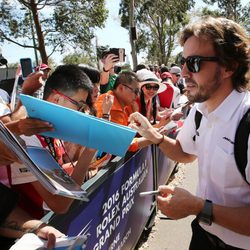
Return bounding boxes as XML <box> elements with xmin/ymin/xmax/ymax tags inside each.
<box><xmin>2</xmin><ymin>0</ymin><xmax>132</xmax><ymax>66</ymax></box>
<box><xmin>1</xmin><ymin>0</ymin><xmax>249</xmax><ymax>66</ymax></box>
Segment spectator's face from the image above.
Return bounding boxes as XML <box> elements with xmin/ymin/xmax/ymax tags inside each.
<box><xmin>52</xmin><ymin>88</ymin><xmax>89</xmax><ymax>112</ymax></box>
<box><xmin>121</xmin><ymin>81</ymin><xmax>140</xmax><ymax>105</ymax></box>
<box><xmin>91</xmin><ymin>83</ymin><xmax>100</xmax><ymax>103</ymax></box>
<box><xmin>171</xmin><ymin>73</ymin><xmax>180</xmax><ymax>84</ymax></box>
<box><xmin>142</xmin><ymin>83</ymin><xmax>159</xmax><ymax>99</ymax></box>
<box><xmin>42</xmin><ymin>69</ymin><xmax>51</xmax><ymax>79</ymax></box>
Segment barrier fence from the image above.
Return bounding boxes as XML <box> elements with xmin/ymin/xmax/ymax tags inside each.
<box><xmin>47</xmin><ymin>144</ymin><xmax>177</xmax><ymax>250</ymax></box>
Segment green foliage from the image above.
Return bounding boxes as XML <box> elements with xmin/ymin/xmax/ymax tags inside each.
<box><xmin>62</xmin><ymin>52</ymin><xmax>97</xmax><ymax>67</ymax></box>
<box><xmin>0</xmin><ymin>0</ymin><xmax>108</xmax><ymax>63</ymax></box>
<box><xmin>201</xmin><ymin>0</ymin><xmax>249</xmax><ymax>32</ymax></box>
<box><xmin>119</xmin><ymin>0</ymin><xmax>195</xmax><ymax>65</ymax></box>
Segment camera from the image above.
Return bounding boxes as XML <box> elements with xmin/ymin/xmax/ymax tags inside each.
<box><xmin>20</xmin><ymin>58</ymin><xmax>33</xmax><ymax>79</ymax></box>
<box><xmin>103</xmin><ymin>48</ymin><xmax>125</xmax><ymax>63</ymax></box>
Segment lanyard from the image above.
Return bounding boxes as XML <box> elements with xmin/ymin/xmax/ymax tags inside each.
<box><xmin>43</xmin><ymin>136</ymin><xmax>58</xmax><ymax>161</ymax></box>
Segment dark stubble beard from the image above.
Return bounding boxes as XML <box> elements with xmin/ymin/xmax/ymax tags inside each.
<box><xmin>186</xmin><ymin>67</ymin><xmax>222</xmax><ymax>103</ymax></box>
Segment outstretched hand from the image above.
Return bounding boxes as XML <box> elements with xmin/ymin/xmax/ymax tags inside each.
<box><xmin>22</xmin><ymin>71</ymin><xmax>45</xmax><ymax>95</ymax></box>
<box><xmin>128</xmin><ymin>112</ymin><xmax>153</xmax><ymax>136</ymax></box>
<box><xmin>36</xmin><ymin>224</ymin><xmax>65</xmax><ymax>250</ymax></box>
<box><xmin>17</xmin><ymin>118</ymin><xmax>54</xmax><ymax>136</ymax></box>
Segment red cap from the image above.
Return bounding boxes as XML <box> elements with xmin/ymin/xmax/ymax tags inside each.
<box><xmin>35</xmin><ymin>63</ymin><xmax>51</xmax><ymax>71</ymax></box>
<box><xmin>161</xmin><ymin>72</ymin><xmax>172</xmax><ymax>80</ymax></box>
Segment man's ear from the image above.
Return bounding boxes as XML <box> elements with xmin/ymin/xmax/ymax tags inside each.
<box><xmin>222</xmin><ymin>62</ymin><xmax>238</xmax><ymax>79</ymax></box>
<box><xmin>47</xmin><ymin>93</ymin><xmax>60</xmax><ymax>104</ymax></box>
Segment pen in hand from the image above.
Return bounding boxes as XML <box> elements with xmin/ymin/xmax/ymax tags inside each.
<box><xmin>139</xmin><ymin>190</ymin><xmax>159</xmax><ymax>197</ymax></box>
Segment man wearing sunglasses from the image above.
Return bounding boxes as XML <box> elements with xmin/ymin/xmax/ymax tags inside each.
<box><xmin>95</xmin><ymin>71</ymin><xmax>140</xmax><ymax>126</ymax></box>
<box><xmin>129</xmin><ymin>16</ymin><xmax>250</xmax><ymax>249</ymax></box>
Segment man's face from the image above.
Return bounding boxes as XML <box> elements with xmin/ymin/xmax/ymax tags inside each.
<box><xmin>53</xmin><ymin>88</ymin><xmax>89</xmax><ymax>112</ymax></box>
<box><xmin>42</xmin><ymin>69</ymin><xmax>50</xmax><ymax>80</ymax></box>
<box><xmin>171</xmin><ymin>73</ymin><xmax>180</xmax><ymax>84</ymax></box>
<box><xmin>182</xmin><ymin>35</ymin><xmax>223</xmax><ymax>103</ymax></box>
<box><xmin>121</xmin><ymin>81</ymin><xmax>140</xmax><ymax>106</ymax></box>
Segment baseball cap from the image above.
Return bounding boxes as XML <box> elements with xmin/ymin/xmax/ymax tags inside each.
<box><xmin>170</xmin><ymin>66</ymin><xmax>181</xmax><ymax>75</ymax></box>
<box><xmin>35</xmin><ymin>63</ymin><xmax>51</xmax><ymax>71</ymax></box>
<box><xmin>136</xmin><ymin>69</ymin><xmax>166</xmax><ymax>94</ymax></box>
<box><xmin>160</xmin><ymin>72</ymin><xmax>173</xmax><ymax>80</ymax></box>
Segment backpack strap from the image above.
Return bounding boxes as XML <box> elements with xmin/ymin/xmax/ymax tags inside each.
<box><xmin>193</xmin><ymin>110</ymin><xmax>203</xmax><ymax>141</ymax></box>
<box><xmin>234</xmin><ymin>108</ymin><xmax>250</xmax><ymax>185</ymax></box>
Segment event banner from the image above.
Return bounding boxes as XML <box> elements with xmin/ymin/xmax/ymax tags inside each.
<box><xmin>49</xmin><ymin>147</ymin><xmax>154</xmax><ymax>250</ymax></box>
<box><xmin>157</xmin><ymin>147</ymin><xmax>177</xmax><ymax>186</ymax></box>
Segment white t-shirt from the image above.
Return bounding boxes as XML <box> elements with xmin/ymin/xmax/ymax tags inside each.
<box><xmin>0</xmin><ymin>95</ymin><xmax>11</xmax><ymax>116</ymax></box>
<box><xmin>177</xmin><ymin>90</ymin><xmax>250</xmax><ymax>249</ymax></box>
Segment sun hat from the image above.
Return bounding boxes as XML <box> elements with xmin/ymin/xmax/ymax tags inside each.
<box><xmin>136</xmin><ymin>69</ymin><xmax>166</xmax><ymax>94</ymax></box>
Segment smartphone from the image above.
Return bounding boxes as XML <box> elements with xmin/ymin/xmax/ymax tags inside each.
<box><xmin>20</xmin><ymin>58</ymin><xmax>33</xmax><ymax>79</ymax></box>
<box><xmin>109</xmin><ymin>48</ymin><xmax>125</xmax><ymax>62</ymax></box>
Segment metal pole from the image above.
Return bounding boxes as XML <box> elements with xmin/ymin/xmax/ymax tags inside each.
<box><xmin>129</xmin><ymin>0</ymin><xmax>138</xmax><ymax>70</ymax></box>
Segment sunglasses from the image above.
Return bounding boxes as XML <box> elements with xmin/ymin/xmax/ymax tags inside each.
<box><xmin>122</xmin><ymin>84</ymin><xmax>140</xmax><ymax>96</ymax></box>
<box><xmin>52</xmin><ymin>89</ymin><xmax>88</xmax><ymax>112</ymax></box>
<box><xmin>144</xmin><ymin>84</ymin><xmax>160</xmax><ymax>91</ymax></box>
<box><xmin>180</xmin><ymin>56</ymin><xmax>219</xmax><ymax>73</ymax></box>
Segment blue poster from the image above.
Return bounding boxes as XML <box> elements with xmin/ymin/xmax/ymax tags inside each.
<box><xmin>20</xmin><ymin>94</ymin><xmax>136</xmax><ymax>157</ymax></box>
<box><xmin>49</xmin><ymin>147</ymin><xmax>154</xmax><ymax>250</ymax></box>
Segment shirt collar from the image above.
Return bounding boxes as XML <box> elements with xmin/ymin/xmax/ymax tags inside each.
<box><xmin>197</xmin><ymin>90</ymin><xmax>247</xmax><ymax>123</ymax></box>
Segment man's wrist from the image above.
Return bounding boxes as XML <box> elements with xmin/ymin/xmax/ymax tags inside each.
<box><xmin>26</xmin><ymin>221</ymin><xmax>47</xmax><ymax>234</ymax></box>
<box><xmin>102</xmin><ymin>113</ymin><xmax>110</xmax><ymax>120</ymax></box>
<box><xmin>102</xmin><ymin>67</ymin><xmax>110</xmax><ymax>73</ymax></box>
<box><xmin>156</xmin><ymin>134</ymin><xmax>165</xmax><ymax>146</ymax></box>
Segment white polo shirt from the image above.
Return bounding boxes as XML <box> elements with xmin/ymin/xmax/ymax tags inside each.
<box><xmin>177</xmin><ymin>90</ymin><xmax>250</xmax><ymax>249</ymax></box>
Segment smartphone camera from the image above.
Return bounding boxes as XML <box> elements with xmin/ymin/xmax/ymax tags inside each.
<box><xmin>20</xmin><ymin>58</ymin><xmax>33</xmax><ymax>79</ymax></box>
<box><xmin>107</xmin><ymin>48</ymin><xmax>125</xmax><ymax>63</ymax></box>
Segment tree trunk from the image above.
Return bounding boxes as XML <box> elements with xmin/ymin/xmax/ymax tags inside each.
<box><xmin>30</xmin><ymin>0</ymin><xmax>48</xmax><ymax>65</ymax></box>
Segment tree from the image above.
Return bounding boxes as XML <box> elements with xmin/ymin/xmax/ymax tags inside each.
<box><xmin>202</xmin><ymin>0</ymin><xmax>250</xmax><ymax>32</ymax></box>
<box><xmin>119</xmin><ymin>0</ymin><xmax>195</xmax><ymax>66</ymax></box>
<box><xmin>62</xmin><ymin>52</ymin><xmax>96</xmax><ymax>66</ymax></box>
<box><xmin>0</xmin><ymin>0</ymin><xmax>108</xmax><ymax>64</ymax></box>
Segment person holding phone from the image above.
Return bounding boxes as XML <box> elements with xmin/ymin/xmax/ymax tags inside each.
<box><xmin>129</xmin><ymin>16</ymin><xmax>250</xmax><ymax>249</ymax></box>
<box><xmin>99</xmin><ymin>48</ymin><xmax>125</xmax><ymax>94</ymax></box>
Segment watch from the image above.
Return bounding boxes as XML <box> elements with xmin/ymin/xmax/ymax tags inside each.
<box><xmin>197</xmin><ymin>199</ymin><xmax>213</xmax><ymax>225</ymax></box>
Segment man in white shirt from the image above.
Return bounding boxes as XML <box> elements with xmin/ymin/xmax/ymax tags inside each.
<box><xmin>129</xmin><ymin>16</ymin><xmax>250</xmax><ymax>249</ymax></box>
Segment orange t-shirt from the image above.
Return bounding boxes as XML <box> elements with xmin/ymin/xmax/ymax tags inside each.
<box><xmin>95</xmin><ymin>91</ymin><xmax>138</xmax><ymax>152</ymax></box>
<box><xmin>95</xmin><ymin>90</ymin><xmax>129</xmax><ymax>126</ymax></box>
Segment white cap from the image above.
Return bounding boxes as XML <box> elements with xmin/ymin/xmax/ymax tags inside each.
<box><xmin>170</xmin><ymin>66</ymin><xmax>181</xmax><ymax>75</ymax></box>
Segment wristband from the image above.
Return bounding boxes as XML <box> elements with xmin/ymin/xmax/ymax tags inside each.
<box><xmin>103</xmin><ymin>67</ymin><xmax>110</xmax><ymax>72</ymax></box>
<box><xmin>102</xmin><ymin>113</ymin><xmax>110</xmax><ymax>120</ymax></box>
<box><xmin>156</xmin><ymin>134</ymin><xmax>164</xmax><ymax>146</ymax></box>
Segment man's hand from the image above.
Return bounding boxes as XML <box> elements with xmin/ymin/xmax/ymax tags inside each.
<box><xmin>22</xmin><ymin>71</ymin><xmax>45</xmax><ymax>95</ymax></box>
<box><xmin>36</xmin><ymin>224</ymin><xmax>65</xmax><ymax>250</ymax></box>
<box><xmin>102</xmin><ymin>94</ymin><xmax>114</xmax><ymax>114</ymax></box>
<box><xmin>157</xmin><ymin>185</ymin><xmax>203</xmax><ymax>220</ymax></box>
<box><xmin>128</xmin><ymin>112</ymin><xmax>161</xmax><ymax>144</ymax></box>
<box><xmin>102</xmin><ymin>54</ymin><xmax>119</xmax><ymax>72</ymax></box>
<box><xmin>17</xmin><ymin>118</ymin><xmax>54</xmax><ymax>136</ymax></box>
